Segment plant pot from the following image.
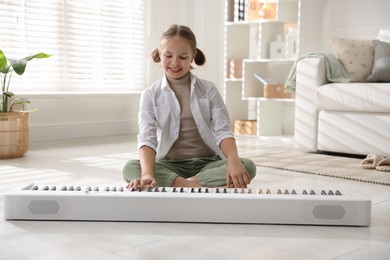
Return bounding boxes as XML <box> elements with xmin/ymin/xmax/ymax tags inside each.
<box><xmin>0</xmin><ymin>112</ymin><xmax>30</xmax><ymax>159</ymax></box>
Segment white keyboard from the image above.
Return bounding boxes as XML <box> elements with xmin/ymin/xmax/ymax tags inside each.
<box><xmin>3</xmin><ymin>183</ymin><xmax>371</xmax><ymax>226</ymax></box>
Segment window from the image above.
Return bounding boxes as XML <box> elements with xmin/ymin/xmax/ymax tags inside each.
<box><xmin>0</xmin><ymin>0</ymin><xmax>145</xmax><ymax>92</ymax></box>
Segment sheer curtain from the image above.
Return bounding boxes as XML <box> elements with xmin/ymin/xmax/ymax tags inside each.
<box><xmin>0</xmin><ymin>0</ymin><xmax>145</xmax><ymax>92</ymax></box>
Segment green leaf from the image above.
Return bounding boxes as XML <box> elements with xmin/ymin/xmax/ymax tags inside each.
<box><xmin>3</xmin><ymin>91</ymin><xmax>15</xmax><ymax>98</ymax></box>
<box><xmin>13</xmin><ymin>100</ymin><xmax>31</xmax><ymax>105</ymax></box>
<box><xmin>9</xmin><ymin>58</ymin><xmax>28</xmax><ymax>75</ymax></box>
<box><xmin>9</xmin><ymin>97</ymin><xmax>31</xmax><ymax>112</ymax></box>
<box><xmin>9</xmin><ymin>52</ymin><xmax>51</xmax><ymax>76</ymax></box>
<box><xmin>18</xmin><ymin>108</ymin><xmax>38</xmax><ymax>113</ymax></box>
<box><xmin>0</xmin><ymin>50</ymin><xmax>6</xmax><ymax>71</ymax></box>
<box><xmin>25</xmin><ymin>53</ymin><xmax>51</xmax><ymax>61</ymax></box>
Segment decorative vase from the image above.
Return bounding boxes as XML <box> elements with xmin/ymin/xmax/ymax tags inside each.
<box><xmin>270</xmin><ymin>35</ymin><xmax>286</xmax><ymax>59</ymax></box>
<box><xmin>286</xmin><ymin>27</ymin><xmax>298</xmax><ymax>59</ymax></box>
<box><xmin>0</xmin><ymin>112</ymin><xmax>30</xmax><ymax>159</ymax></box>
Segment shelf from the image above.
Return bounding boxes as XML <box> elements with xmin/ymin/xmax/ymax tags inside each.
<box><xmin>224</xmin><ymin>78</ymin><xmax>243</xmax><ymax>83</ymax></box>
<box><xmin>244</xmin><ymin>58</ymin><xmax>296</xmax><ymax>62</ymax></box>
<box><xmin>225</xmin><ymin>20</ymin><xmax>260</xmax><ymax>26</ymax></box>
<box><xmin>224</xmin><ymin>0</ymin><xmax>299</xmax><ymax>135</ymax></box>
<box><xmin>255</xmin><ymin>97</ymin><xmax>295</xmax><ymax>136</ymax></box>
<box><xmin>242</xmin><ymin>59</ymin><xmax>294</xmax><ymax>99</ymax></box>
<box><xmin>247</xmin><ymin>97</ymin><xmax>295</xmax><ymax>102</ymax></box>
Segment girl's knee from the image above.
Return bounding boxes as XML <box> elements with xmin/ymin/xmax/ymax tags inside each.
<box><xmin>242</xmin><ymin>158</ymin><xmax>257</xmax><ymax>179</ymax></box>
<box><xmin>122</xmin><ymin>160</ymin><xmax>141</xmax><ymax>182</ymax></box>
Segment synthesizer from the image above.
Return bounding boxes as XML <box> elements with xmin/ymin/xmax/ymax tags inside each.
<box><xmin>3</xmin><ymin>183</ymin><xmax>371</xmax><ymax>226</ymax></box>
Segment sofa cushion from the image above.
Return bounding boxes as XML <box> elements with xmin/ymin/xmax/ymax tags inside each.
<box><xmin>316</xmin><ymin>83</ymin><xmax>390</xmax><ymax>112</ymax></box>
<box><xmin>378</xmin><ymin>28</ymin><xmax>390</xmax><ymax>43</ymax></box>
<box><xmin>367</xmin><ymin>40</ymin><xmax>390</xmax><ymax>82</ymax></box>
<box><xmin>330</xmin><ymin>37</ymin><xmax>374</xmax><ymax>82</ymax></box>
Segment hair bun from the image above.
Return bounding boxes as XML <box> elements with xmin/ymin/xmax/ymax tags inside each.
<box><xmin>195</xmin><ymin>48</ymin><xmax>206</xmax><ymax>66</ymax></box>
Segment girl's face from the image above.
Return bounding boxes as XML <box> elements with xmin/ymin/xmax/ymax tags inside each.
<box><xmin>159</xmin><ymin>36</ymin><xmax>194</xmax><ymax>80</ymax></box>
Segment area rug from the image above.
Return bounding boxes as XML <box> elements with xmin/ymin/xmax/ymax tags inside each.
<box><xmin>251</xmin><ymin>151</ymin><xmax>390</xmax><ymax>186</ymax></box>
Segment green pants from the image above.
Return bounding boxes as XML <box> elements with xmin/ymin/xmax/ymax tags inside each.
<box><xmin>122</xmin><ymin>155</ymin><xmax>257</xmax><ymax>187</ymax></box>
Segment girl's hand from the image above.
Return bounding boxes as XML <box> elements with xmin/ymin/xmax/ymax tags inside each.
<box><xmin>127</xmin><ymin>176</ymin><xmax>157</xmax><ymax>190</ymax></box>
<box><xmin>226</xmin><ymin>159</ymin><xmax>251</xmax><ymax>188</ymax></box>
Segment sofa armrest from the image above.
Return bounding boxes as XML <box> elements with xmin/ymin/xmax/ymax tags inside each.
<box><xmin>294</xmin><ymin>57</ymin><xmax>328</xmax><ymax>151</ymax></box>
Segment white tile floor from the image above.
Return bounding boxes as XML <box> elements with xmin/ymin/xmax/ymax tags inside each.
<box><xmin>1</xmin><ymin>135</ymin><xmax>390</xmax><ymax>260</ymax></box>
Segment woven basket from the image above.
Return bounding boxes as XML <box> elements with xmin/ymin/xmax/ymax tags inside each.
<box><xmin>0</xmin><ymin>112</ymin><xmax>30</xmax><ymax>159</ymax></box>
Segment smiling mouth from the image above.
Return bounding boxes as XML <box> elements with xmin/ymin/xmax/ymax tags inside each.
<box><xmin>169</xmin><ymin>67</ymin><xmax>181</xmax><ymax>72</ymax></box>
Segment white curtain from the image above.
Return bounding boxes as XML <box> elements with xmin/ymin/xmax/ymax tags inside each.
<box><xmin>0</xmin><ymin>0</ymin><xmax>145</xmax><ymax>91</ymax></box>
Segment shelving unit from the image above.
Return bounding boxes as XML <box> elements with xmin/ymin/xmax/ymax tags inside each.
<box><xmin>251</xmin><ymin>97</ymin><xmax>295</xmax><ymax>136</ymax></box>
<box><xmin>224</xmin><ymin>0</ymin><xmax>299</xmax><ymax>136</ymax></box>
<box><xmin>242</xmin><ymin>59</ymin><xmax>293</xmax><ymax>98</ymax></box>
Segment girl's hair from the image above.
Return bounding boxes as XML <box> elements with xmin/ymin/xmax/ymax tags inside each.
<box><xmin>151</xmin><ymin>24</ymin><xmax>206</xmax><ymax>66</ymax></box>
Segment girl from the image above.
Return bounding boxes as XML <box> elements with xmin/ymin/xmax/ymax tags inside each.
<box><xmin>122</xmin><ymin>24</ymin><xmax>256</xmax><ymax>189</ymax></box>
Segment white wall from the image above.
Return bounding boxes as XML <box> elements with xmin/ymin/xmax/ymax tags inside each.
<box><xmin>321</xmin><ymin>0</ymin><xmax>390</xmax><ymax>51</ymax></box>
<box><xmin>22</xmin><ymin>92</ymin><xmax>141</xmax><ymax>142</ymax></box>
<box><xmin>24</xmin><ymin>0</ymin><xmax>225</xmax><ymax>142</ymax></box>
<box><xmin>299</xmin><ymin>0</ymin><xmax>390</xmax><ymax>55</ymax></box>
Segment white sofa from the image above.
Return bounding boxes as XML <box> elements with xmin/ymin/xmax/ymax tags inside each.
<box><xmin>294</xmin><ymin>57</ymin><xmax>390</xmax><ymax>157</ymax></box>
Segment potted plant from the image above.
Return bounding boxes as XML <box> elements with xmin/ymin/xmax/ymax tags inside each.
<box><xmin>0</xmin><ymin>49</ymin><xmax>50</xmax><ymax>158</ymax></box>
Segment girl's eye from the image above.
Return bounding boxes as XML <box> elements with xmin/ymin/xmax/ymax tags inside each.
<box><xmin>180</xmin><ymin>56</ymin><xmax>189</xmax><ymax>60</ymax></box>
<box><xmin>164</xmin><ymin>55</ymin><xmax>172</xmax><ymax>58</ymax></box>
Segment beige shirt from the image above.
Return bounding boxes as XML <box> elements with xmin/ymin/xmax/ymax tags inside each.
<box><xmin>165</xmin><ymin>74</ymin><xmax>215</xmax><ymax>159</ymax></box>
<box><xmin>138</xmin><ymin>72</ymin><xmax>234</xmax><ymax>160</ymax></box>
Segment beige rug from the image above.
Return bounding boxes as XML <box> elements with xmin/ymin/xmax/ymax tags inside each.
<box><xmin>252</xmin><ymin>151</ymin><xmax>390</xmax><ymax>186</ymax></box>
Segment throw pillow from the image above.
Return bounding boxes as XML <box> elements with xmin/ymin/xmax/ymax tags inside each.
<box><xmin>378</xmin><ymin>28</ymin><xmax>390</xmax><ymax>43</ymax></box>
<box><xmin>330</xmin><ymin>37</ymin><xmax>374</xmax><ymax>82</ymax></box>
<box><xmin>367</xmin><ymin>40</ymin><xmax>390</xmax><ymax>82</ymax></box>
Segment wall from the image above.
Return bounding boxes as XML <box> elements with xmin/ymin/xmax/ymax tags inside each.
<box><xmin>23</xmin><ymin>0</ymin><xmax>225</xmax><ymax>142</ymax></box>
<box><xmin>299</xmin><ymin>0</ymin><xmax>390</xmax><ymax>55</ymax></box>
<box><xmin>321</xmin><ymin>0</ymin><xmax>390</xmax><ymax>51</ymax></box>
<box><xmin>20</xmin><ymin>92</ymin><xmax>141</xmax><ymax>142</ymax></box>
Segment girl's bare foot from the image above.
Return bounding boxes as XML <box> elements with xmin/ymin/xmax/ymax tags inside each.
<box><xmin>172</xmin><ymin>176</ymin><xmax>201</xmax><ymax>187</ymax></box>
